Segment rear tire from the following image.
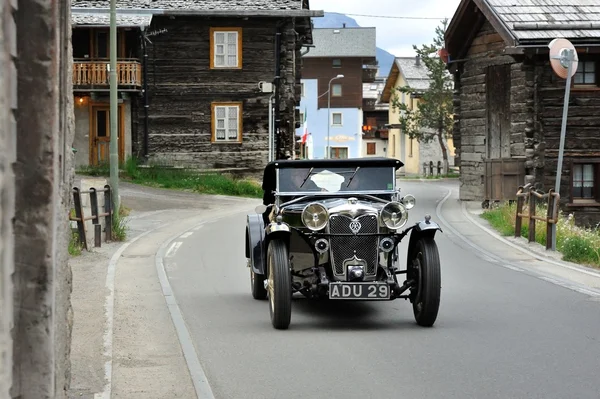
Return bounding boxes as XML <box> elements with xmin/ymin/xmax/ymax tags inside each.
<box><xmin>410</xmin><ymin>236</ymin><xmax>441</xmax><ymax>327</ymax></box>
<box><xmin>267</xmin><ymin>239</ymin><xmax>292</xmax><ymax>330</ymax></box>
<box><xmin>250</xmin><ymin>267</ymin><xmax>267</xmax><ymax>300</ymax></box>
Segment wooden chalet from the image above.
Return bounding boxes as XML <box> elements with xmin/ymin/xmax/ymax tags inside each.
<box><xmin>71</xmin><ymin>0</ymin><xmax>322</xmax><ymax>174</ymax></box>
<box><xmin>446</xmin><ymin>0</ymin><xmax>600</xmax><ymax>226</ymax></box>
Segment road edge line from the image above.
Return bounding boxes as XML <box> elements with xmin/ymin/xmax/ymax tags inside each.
<box><xmin>155</xmin><ymin>220</ymin><xmax>223</xmax><ymax>399</ymax></box>
<box><xmin>97</xmin><ymin>226</ymin><xmax>163</xmax><ymax>399</ymax></box>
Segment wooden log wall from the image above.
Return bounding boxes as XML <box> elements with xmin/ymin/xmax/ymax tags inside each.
<box><xmin>535</xmin><ymin>55</ymin><xmax>600</xmax><ymax>227</ymax></box>
<box><xmin>142</xmin><ymin>16</ymin><xmax>302</xmax><ymax>173</ymax></box>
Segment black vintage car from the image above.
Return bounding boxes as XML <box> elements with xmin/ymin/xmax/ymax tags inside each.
<box><xmin>245</xmin><ymin>158</ymin><xmax>442</xmax><ymax>330</ymax></box>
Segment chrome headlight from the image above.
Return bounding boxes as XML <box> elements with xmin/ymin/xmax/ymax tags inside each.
<box><xmin>302</xmin><ymin>202</ymin><xmax>328</xmax><ymax>231</ymax></box>
<box><xmin>381</xmin><ymin>201</ymin><xmax>408</xmax><ymax>230</ymax></box>
<box><xmin>402</xmin><ymin>194</ymin><xmax>416</xmax><ymax>210</ymax></box>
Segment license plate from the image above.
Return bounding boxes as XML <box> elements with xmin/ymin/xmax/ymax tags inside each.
<box><xmin>329</xmin><ymin>282</ymin><xmax>390</xmax><ymax>300</ymax></box>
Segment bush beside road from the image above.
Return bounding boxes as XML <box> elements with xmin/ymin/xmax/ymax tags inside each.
<box><xmin>481</xmin><ymin>202</ymin><xmax>600</xmax><ymax>268</ymax></box>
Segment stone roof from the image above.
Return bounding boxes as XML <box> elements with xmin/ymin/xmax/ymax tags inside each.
<box><xmin>303</xmin><ymin>28</ymin><xmax>376</xmax><ymax>58</ymax></box>
<box><xmin>72</xmin><ymin>13</ymin><xmax>152</xmax><ymax>27</ymax></box>
<box><xmin>363</xmin><ymin>79</ymin><xmax>388</xmax><ymax>111</ymax></box>
<box><xmin>395</xmin><ymin>57</ymin><xmax>430</xmax><ymax>90</ymax></box>
<box><xmin>487</xmin><ymin>0</ymin><xmax>600</xmax><ymax>42</ymax></box>
<box><xmin>71</xmin><ymin>0</ymin><xmax>305</xmax><ymax>10</ymax></box>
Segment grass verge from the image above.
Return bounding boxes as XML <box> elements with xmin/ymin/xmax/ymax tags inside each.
<box><xmin>481</xmin><ymin>201</ymin><xmax>600</xmax><ymax>268</ymax></box>
<box><xmin>77</xmin><ymin>157</ymin><xmax>262</xmax><ymax>199</ymax></box>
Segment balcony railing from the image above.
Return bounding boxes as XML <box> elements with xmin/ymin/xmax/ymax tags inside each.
<box><xmin>73</xmin><ymin>59</ymin><xmax>142</xmax><ymax>88</ymax></box>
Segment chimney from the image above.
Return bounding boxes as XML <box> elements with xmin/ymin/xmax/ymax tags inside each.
<box><xmin>416</xmin><ymin>55</ymin><xmax>421</xmax><ymax>66</ymax></box>
<box><xmin>343</xmin><ymin>23</ymin><xmax>346</xmax><ymax>28</ymax></box>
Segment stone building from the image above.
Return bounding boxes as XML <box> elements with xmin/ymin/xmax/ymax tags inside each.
<box><xmin>1</xmin><ymin>0</ymin><xmax>75</xmax><ymax>397</ymax></box>
<box><xmin>446</xmin><ymin>0</ymin><xmax>600</xmax><ymax>226</ymax></box>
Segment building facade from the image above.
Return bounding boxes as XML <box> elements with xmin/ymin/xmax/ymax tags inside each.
<box><xmin>361</xmin><ymin>78</ymin><xmax>389</xmax><ymax>157</ymax></box>
<box><xmin>296</xmin><ymin>27</ymin><xmax>377</xmax><ymax>159</ymax></box>
<box><xmin>71</xmin><ymin>0</ymin><xmax>321</xmax><ymax>174</ymax></box>
<box><xmin>446</xmin><ymin>0</ymin><xmax>600</xmax><ymax>226</ymax></box>
<box><xmin>381</xmin><ymin>57</ymin><xmax>455</xmax><ymax>176</ymax></box>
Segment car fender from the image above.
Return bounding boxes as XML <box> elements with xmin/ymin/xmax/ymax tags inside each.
<box><xmin>246</xmin><ymin>214</ymin><xmax>266</xmax><ymax>275</ymax></box>
<box><xmin>407</xmin><ymin>219</ymin><xmax>442</xmax><ymax>258</ymax></box>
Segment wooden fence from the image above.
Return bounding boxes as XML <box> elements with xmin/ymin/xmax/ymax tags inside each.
<box><xmin>514</xmin><ymin>183</ymin><xmax>561</xmax><ymax>250</ymax></box>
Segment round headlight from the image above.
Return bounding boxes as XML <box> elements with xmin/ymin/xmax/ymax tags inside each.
<box><xmin>302</xmin><ymin>202</ymin><xmax>328</xmax><ymax>231</ymax></box>
<box><xmin>381</xmin><ymin>201</ymin><xmax>408</xmax><ymax>230</ymax></box>
<box><xmin>402</xmin><ymin>194</ymin><xmax>416</xmax><ymax>210</ymax></box>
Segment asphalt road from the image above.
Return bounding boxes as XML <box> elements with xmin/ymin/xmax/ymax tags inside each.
<box><xmin>164</xmin><ymin>181</ymin><xmax>600</xmax><ymax>399</ymax></box>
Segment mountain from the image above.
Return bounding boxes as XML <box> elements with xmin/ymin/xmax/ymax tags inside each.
<box><xmin>312</xmin><ymin>12</ymin><xmax>395</xmax><ymax>77</ymax></box>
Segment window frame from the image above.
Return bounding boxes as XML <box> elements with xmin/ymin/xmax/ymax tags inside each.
<box><xmin>210</xmin><ymin>27</ymin><xmax>243</xmax><ymax>69</ymax></box>
<box><xmin>569</xmin><ymin>159</ymin><xmax>600</xmax><ymax>206</ymax></box>
<box><xmin>331</xmin><ymin>83</ymin><xmax>342</xmax><ymax>97</ymax></box>
<box><xmin>211</xmin><ymin>102</ymin><xmax>243</xmax><ymax>143</ymax></box>
<box><xmin>366</xmin><ymin>142</ymin><xmax>376</xmax><ymax>155</ymax></box>
<box><xmin>329</xmin><ymin>146</ymin><xmax>349</xmax><ymax>159</ymax></box>
<box><xmin>331</xmin><ymin>112</ymin><xmax>343</xmax><ymax>126</ymax></box>
<box><xmin>332</xmin><ymin>58</ymin><xmax>342</xmax><ymax>68</ymax></box>
<box><xmin>301</xmin><ymin>82</ymin><xmax>305</xmax><ymax>97</ymax></box>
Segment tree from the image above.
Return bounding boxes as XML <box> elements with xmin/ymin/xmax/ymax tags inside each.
<box><xmin>391</xmin><ymin>19</ymin><xmax>454</xmax><ymax>174</ymax></box>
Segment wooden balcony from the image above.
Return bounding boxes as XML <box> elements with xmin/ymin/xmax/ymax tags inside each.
<box><xmin>73</xmin><ymin>59</ymin><xmax>142</xmax><ymax>90</ymax></box>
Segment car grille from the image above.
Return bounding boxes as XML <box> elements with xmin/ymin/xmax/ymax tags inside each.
<box><xmin>329</xmin><ymin>213</ymin><xmax>379</xmax><ymax>277</ymax></box>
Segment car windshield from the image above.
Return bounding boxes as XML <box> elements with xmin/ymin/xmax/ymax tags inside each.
<box><xmin>277</xmin><ymin>166</ymin><xmax>395</xmax><ymax>193</ymax></box>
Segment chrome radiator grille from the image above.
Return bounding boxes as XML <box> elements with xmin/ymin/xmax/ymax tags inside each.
<box><xmin>329</xmin><ymin>213</ymin><xmax>379</xmax><ymax>276</ymax></box>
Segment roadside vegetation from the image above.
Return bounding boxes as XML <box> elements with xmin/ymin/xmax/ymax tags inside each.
<box><xmin>400</xmin><ymin>172</ymin><xmax>460</xmax><ymax>180</ymax></box>
<box><xmin>77</xmin><ymin>157</ymin><xmax>262</xmax><ymax>199</ymax></box>
<box><xmin>481</xmin><ymin>202</ymin><xmax>600</xmax><ymax>268</ymax></box>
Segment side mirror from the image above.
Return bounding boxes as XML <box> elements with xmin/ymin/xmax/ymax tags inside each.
<box><xmin>255</xmin><ymin>204</ymin><xmax>268</xmax><ymax>214</ymax></box>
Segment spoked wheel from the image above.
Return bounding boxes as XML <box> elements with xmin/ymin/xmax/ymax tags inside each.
<box><xmin>267</xmin><ymin>239</ymin><xmax>292</xmax><ymax>330</ymax></box>
<box><xmin>250</xmin><ymin>266</ymin><xmax>267</xmax><ymax>300</ymax></box>
<box><xmin>409</xmin><ymin>236</ymin><xmax>441</xmax><ymax>327</ymax></box>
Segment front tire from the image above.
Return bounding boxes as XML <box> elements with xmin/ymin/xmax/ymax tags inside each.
<box><xmin>410</xmin><ymin>236</ymin><xmax>441</xmax><ymax>327</ymax></box>
<box><xmin>267</xmin><ymin>239</ymin><xmax>292</xmax><ymax>330</ymax></box>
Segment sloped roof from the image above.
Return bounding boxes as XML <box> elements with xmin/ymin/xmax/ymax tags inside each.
<box><xmin>363</xmin><ymin>79</ymin><xmax>388</xmax><ymax>111</ymax></box>
<box><xmin>72</xmin><ymin>13</ymin><xmax>152</xmax><ymax>27</ymax></box>
<box><xmin>71</xmin><ymin>0</ymin><xmax>306</xmax><ymax>10</ymax></box>
<box><xmin>446</xmin><ymin>0</ymin><xmax>600</xmax><ymax>57</ymax></box>
<box><xmin>488</xmin><ymin>0</ymin><xmax>600</xmax><ymax>42</ymax></box>
<box><xmin>303</xmin><ymin>28</ymin><xmax>376</xmax><ymax>58</ymax></box>
<box><xmin>380</xmin><ymin>57</ymin><xmax>431</xmax><ymax>103</ymax></box>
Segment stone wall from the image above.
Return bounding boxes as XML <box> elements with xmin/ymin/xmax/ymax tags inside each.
<box><xmin>10</xmin><ymin>0</ymin><xmax>75</xmax><ymax>397</ymax></box>
<box><xmin>1</xmin><ymin>0</ymin><xmax>18</xmax><ymax>396</ymax></box>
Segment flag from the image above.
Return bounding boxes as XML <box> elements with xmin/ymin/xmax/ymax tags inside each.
<box><xmin>301</xmin><ymin>108</ymin><xmax>308</xmax><ymax>144</ymax></box>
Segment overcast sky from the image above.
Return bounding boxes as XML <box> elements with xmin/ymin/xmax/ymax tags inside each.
<box><xmin>311</xmin><ymin>0</ymin><xmax>463</xmax><ymax>56</ymax></box>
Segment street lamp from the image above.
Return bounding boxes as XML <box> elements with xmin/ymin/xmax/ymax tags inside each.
<box><xmin>327</xmin><ymin>74</ymin><xmax>344</xmax><ymax>159</ymax></box>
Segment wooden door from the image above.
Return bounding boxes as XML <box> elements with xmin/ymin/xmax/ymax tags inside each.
<box><xmin>90</xmin><ymin>104</ymin><xmax>124</xmax><ymax>166</ymax></box>
<box><xmin>486</xmin><ymin>64</ymin><xmax>511</xmax><ymax>159</ymax></box>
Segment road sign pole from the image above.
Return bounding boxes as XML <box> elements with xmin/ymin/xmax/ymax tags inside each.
<box><xmin>109</xmin><ymin>0</ymin><xmax>120</xmax><ymax>213</ymax></box>
<box><xmin>551</xmin><ymin>48</ymin><xmax>574</xmax><ymax>251</ymax></box>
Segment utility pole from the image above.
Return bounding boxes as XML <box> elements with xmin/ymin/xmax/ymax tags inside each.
<box><xmin>109</xmin><ymin>0</ymin><xmax>120</xmax><ymax>212</ymax></box>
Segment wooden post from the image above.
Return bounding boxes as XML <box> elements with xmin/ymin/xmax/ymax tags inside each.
<box><xmin>104</xmin><ymin>184</ymin><xmax>113</xmax><ymax>242</ymax></box>
<box><xmin>528</xmin><ymin>193</ymin><xmax>536</xmax><ymax>243</ymax></box>
<box><xmin>72</xmin><ymin>187</ymin><xmax>88</xmax><ymax>250</ymax></box>
<box><xmin>546</xmin><ymin>189</ymin><xmax>556</xmax><ymax>250</ymax></box>
<box><xmin>515</xmin><ymin>192</ymin><xmax>524</xmax><ymax>238</ymax></box>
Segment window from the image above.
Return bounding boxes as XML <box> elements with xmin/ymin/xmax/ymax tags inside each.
<box><xmin>330</xmin><ymin>147</ymin><xmax>348</xmax><ymax>159</ymax></box>
<box><xmin>211</xmin><ymin>102</ymin><xmax>242</xmax><ymax>143</ymax></box>
<box><xmin>366</xmin><ymin>142</ymin><xmax>376</xmax><ymax>155</ymax></box>
<box><xmin>331</xmin><ymin>113</ymin><xmax>342</xmax><ymax>126</ymax></box>
<box><xmin>210</xmin><ymin>28</ymin><xmax>242</xmax><ymax>69</ymax></box>
<box><xmin>301</xmin><ymin>82</ymin><xmax>305</xmax><ymax>97</ymax></box>
<box><xmin>409</xmin><ymin>138</ymin><xmax>413</xmax><ymax>157</ymax></box>
<box><xmin>332</xmin><ymin>84</ymin><xmax>342</xmax><ymax>97</ymax></box>
<box><xmin>571</xmin><ymin>162</ymin><xmax>599</xmax><ymax>203</ymax></box>
<box><xmin>332</xmin><ymin>58</ymin><xmax>342</xmax><ymax>68</ymax></box>
<box><xmin>299</xmin><ymin>111</ymin><xmax>304</xmax><ymax>124</ymax></box>
<box><xmin>574</xmin><ymin>61</ymin><xmax>596</xmax><ymax>85</ymax></box>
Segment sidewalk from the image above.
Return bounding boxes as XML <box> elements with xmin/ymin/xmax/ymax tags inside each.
<box><xmin>437</xmin><ymin>185</ymin><xmax>600</xmax><ymax>296</ymax></box>
<box><xmin>67</xmin><ymin>180</ymin><xmax>259</xmax><ymax>399</ymax></box>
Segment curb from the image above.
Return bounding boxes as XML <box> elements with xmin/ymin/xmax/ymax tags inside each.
<box><xmin>435</xmin><ymin>188</ymin><xmax>600</xmax><ymax>298</ymax></box>
<box><xmin>460</xmin><ymin>201</ymin><xmax>600</xmax><ymax>279</ymax></box>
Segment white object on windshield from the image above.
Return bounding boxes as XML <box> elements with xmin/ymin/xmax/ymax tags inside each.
<box><xmin>310</xmin><ymin>170</ymin><xmax>345</xmax><ymax>192</ymax></box>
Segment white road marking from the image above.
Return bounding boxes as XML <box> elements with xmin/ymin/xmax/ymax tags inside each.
<box><xmin>165</xmin><ymin>242</ymin><xmax>182</xmax><ymax>258</ymax></box>
<box><xmin>96</xmin><ymin>225</ymin><xmax>164</xmax><ymax>399</ymax></box>
<box><xmin>156</xmin><ymin>223</ymin><xmax>217</xmax><ymax>399</ymax></box>
<box><xmin>180</xmin><ymin>232</ymin><xmax>194</xmax><ymax>239</ymax></box>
